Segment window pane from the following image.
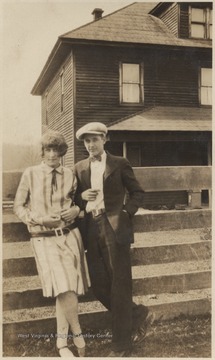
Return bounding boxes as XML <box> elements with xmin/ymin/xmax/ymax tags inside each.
<box><xmin>123</xmin><ymin>64</ymin><xmax>139</xmax><ymax>83</ymax></box>
<box><xmin>191</xmin><ymin>8</ymin><xmax>205</xmax><ymax>22</ymax></box>
<box><xmin>201</xmin><ymin>88</ymin><xmax>212</xmax><ymax>105</ymax></box>
<box><xmin>209</xmin><ymin>9</ymin><xmax>213</xmax><ymax>24</ymax></box>
<box><xmin>191</xmin><ymin>24</ymin><xmax>205</xmax><ymax>38</ymax></box>
<box><xmin>209</xmin><ymin>25</ymin><xmax>212</xmax><ymax>39</ymax></box>
<box><xmin>201</xmin><ymin>68</ymin><xmax>212</xmax><ymax>86</ymax></box>
<box><xmin>122</xmin><ymin>84</ymin><xmax>140</xmax><ymax>102</ymax></box>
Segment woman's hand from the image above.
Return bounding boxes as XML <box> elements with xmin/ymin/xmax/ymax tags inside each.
<box><xmin>61</xmin><ymin>206</ymin><xmax>80</xmax><ymax>223</ymax></box>
<box><xmin>42</xmin><ymin>215</ymin><xmax>61</xmax><ymax>228</ymax></box>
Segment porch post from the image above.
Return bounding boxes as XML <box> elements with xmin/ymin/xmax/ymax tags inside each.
<box><xmin>123</xmin><ymin>142</ymin><xmax>127</xmax><ymax>158</ymax></box>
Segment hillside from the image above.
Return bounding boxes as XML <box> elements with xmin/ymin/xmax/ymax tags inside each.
<box><xmin>3</xmin><ymin>143</ymin><xmax>41</xmax><ymax>171</ymax></box>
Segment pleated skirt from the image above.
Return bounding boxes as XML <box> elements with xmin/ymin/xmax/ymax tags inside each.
<box><xmin>31</xmin><ymin>227</ymin><xmax>91</xmax><ymax>297</ymax></box>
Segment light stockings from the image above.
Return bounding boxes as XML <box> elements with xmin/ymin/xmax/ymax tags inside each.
<box><xmin>56</xmin><ymin>291</ymin><xmax>85</xmax><ymax>351</ymax></box>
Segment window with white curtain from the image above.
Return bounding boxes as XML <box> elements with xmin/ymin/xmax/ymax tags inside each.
<box><xmin>190</xmin><ymin>7</ymin><xmax>212</xmax><ymax>39</ymax></box>
<box><xmin>200</xmin><ymin>68</ymin><xmax>212</xmax><ymax>105</ymax></box>
<box><xmin>120</xmin><ymin>63</ymin><xmax>144</xmax><ymax>103</ymax></box>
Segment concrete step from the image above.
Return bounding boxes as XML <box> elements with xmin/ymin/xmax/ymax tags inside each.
<box><xmin>3</xmin><ymin>227</ymin><xmax>211</xmax><ymax>259</ymax></box>
<box><xmin>3</xmin><ymin>241</ymin><xmax>211</xmax><ymax>277</ymax></box>
<box><xmin>2</xmin><ymin>209</ymin><xmax>212</xmax><ymax>243</ymax></box>
<box><xmin>3</xmin><ymin>259</ymin><xmax>211</xmax><ymax>311</ymax></box>
<box><xmin>134</xmin><ymin>208</ymin><xmax>211</xmax><ymax>232</ymax></box>
<box><xmin>3</xmin><ymin>228</ymin><xmax>211</xmax><ymax>277</ymax></box>
<box><xmin>3</xmin><ymin>209</ymin><xmax>212</xmax><ymax>346</ymax></box>
<box><xmin>3</xmin><ymin>289</ymin><xmax>211</xmax><ymax>344</ymax></box>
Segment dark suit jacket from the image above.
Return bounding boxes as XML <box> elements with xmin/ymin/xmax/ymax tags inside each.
<box><xmin>74</xmin><ymin>153</ymin><xmax>144</xmax><ymax>245</ymax></box>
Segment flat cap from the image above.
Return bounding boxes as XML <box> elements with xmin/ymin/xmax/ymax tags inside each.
<box><xmin>76</xmin><ymin>122</ymin><xmax>108</xmax><ymax>140</ymax></box>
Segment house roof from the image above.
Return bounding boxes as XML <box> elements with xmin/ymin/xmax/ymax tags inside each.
<box><xmin>61</xmin><ymin>2</ymin><xmax>212</xmax><ymax>49</ymax></box>
<box><xmin>32</xmin><ymin>2</ymin><xmax>212</xmax><ymax>95</ymax></box>
<box><xmin>108</xmin><ymin>106</ymin><xmax>212</xmax><ymax>132</ymax></box>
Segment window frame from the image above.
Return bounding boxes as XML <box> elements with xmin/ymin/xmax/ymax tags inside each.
<box><xmin>119</xmin><ymin>62</ymin><xmax>144</xmax><ymax>104</ymax></box>
<box><xmin>189</xmin><ymin>6</ymin><xmax>212</xmax><ymax>39</ymax></box>
<box><xmin>60</xmin><ymin>69</ymin><xmax>65</xmax><ymax>113</ymax></box>
<box><xmin>199</xmin><ymin>67</ymin><xmax>212</xmax><ymax>106</ymax></box>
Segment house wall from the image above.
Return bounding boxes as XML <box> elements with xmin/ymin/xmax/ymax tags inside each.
<box><xmin>179</xmin><ymin>3</ymin><xmax>189</xmax><ymax>38</ymax></box>
<box><xmin>74</xmin><ymin>44</ymin><xmax>211</xmax><ymax>162</ymax></box>
<box><xmin>156</xmin><ymin>3</ymin><xmax>179</xmax><ymax>37</ymax></box>
<box><xmin>41</xmin><ymin>53</ymin><xmax>75</xmax><ymax>167</ymax></box>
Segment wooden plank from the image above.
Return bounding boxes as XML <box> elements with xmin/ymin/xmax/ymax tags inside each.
<box><xmin>134</xmin><ymin>166</ymin><xmax>212</xmax><ymax>192</ymax></box>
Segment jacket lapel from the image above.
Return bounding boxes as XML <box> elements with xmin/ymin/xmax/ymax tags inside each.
<box><xmin>104</xmin><ymin>153</ymin><xmax>118</xmax><ymax>181</ymax></box>
<box><xmin>80</xmin><ymin>159</ymin><xmax>91</xmax><ymax>188</ymax></box>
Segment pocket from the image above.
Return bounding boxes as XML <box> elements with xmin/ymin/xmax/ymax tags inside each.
<box><xmin>116</xmin><ymin>211</ymin><xmax>133</xmax><ymax>245</ymax></box>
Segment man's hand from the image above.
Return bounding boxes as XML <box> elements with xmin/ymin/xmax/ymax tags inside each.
<box><xmin>42</xmin><ymin>215</ymin><xmax>61</xmax><ymax>228</ymax></box>
<box><xmin>61</xmin><ymin>206</ymin><xmax>80</xmax><ymax>223</ymax></box>
<box><xmin>81</xmin><ymin>189</ymin><xmax>100</xmax><ymax>201</ymax></box>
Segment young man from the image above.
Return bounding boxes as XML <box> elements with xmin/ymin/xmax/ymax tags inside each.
<box><xmin>14</xmin><ymin>130</ymin><xmax>90</xmax><ymax>357</ymax></box>
<box><xmin>74</xmin><ymin>122</ymin><xmax>153</xmax><ymax>356</ymax></box>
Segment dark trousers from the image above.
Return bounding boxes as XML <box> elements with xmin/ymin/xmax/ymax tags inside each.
<box><xmin>86</xmin><ymin>213</ymin><xmax>133</xmax><ymax>351</ymax></box>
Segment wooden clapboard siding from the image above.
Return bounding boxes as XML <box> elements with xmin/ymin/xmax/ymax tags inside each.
<box><xmin>40</xmin><ymin>40</ymin><xmax>211</xmax><ymax>166</ymax></box>
<box><xmin>74</xmin><ymin>46</ymin><xmax>145</xmax><ymax>162</ymax></box>
<box><xmin>158</xmin><ymin>3</ymin><xmax>179</xmax><ymax>37</ymax></box>
<box><xmin>179</xmin><ymin>3</ymin><xmax>189</xmax><ymax>39</ymax></box>
<box><xmin>41</xmin><ymin>54</ymin><xmax>75</xmax><ymax>167</ymax></box>
<box><xmin>73</xmin><ymin>44</ymin><xmax>211</xmax><ymax>162</ymax></box>
<box><xmin>153</xmin><ymin>57</ymin><xmax>198</xmax><ymax>107</ymax></box>
<box><xmin>143</xmin><ymin>191</ymin><xmax>188</xmax><ymax>208</ymax></box>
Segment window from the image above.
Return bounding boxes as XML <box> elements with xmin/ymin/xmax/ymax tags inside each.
<box><xmin>200</xmin><ymin>68</ymin><xmax>212</xmax><ymax>105</ymax></box>
<box><xmin>119</xmin><ymin>63</ymin><xmax>144</xmax><ymax>103</ymax></box>
<box><xmin>190</xmin><ymin>7</ymin><xmax>212</xmax><ymax>39</ymax></box>
<box><xmin>60</xmin><ymin>70</ymin><xmax>64</xmax><ymax>112</ymax></box>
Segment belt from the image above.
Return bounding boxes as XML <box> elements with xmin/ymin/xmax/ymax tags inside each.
<box><xmin>30</xmin><ymin>222</ymin><xmax>77</xmax><ymax>238</ymax></box>
<box><xmin>89</xmin><ymin>208</ymin><xmax>106</xmax><ymax>218</ymax></box>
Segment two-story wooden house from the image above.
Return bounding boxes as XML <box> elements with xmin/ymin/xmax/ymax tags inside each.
<box><xmin>31</xmin><ymin>2</ymin><xmax>212</xmax><ymax>209</ymax></box>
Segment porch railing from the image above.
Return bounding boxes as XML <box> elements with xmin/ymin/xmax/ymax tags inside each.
<box><xmin>133</xmin><ymin>166</ymin><xmax>212</xmax><ymax>208</ymax></box>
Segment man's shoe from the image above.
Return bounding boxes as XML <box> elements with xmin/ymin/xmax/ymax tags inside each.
<box><xmin>132</xmin><ymin>311</ymin><xmax>155</xmax><ymax>344</ymax></box>
<box><xmin>107</xmin><ymin>349</ymin><xmax>130</xmax><ymax>357</ymax></box>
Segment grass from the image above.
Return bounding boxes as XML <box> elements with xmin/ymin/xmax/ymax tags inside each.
<box><xmin>3</xmin><ymin>314</ymin><xmax>211</xmax><ymax>357</ymax></box>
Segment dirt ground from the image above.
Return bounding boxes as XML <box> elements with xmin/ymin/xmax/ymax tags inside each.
<box><xmin>3</xmin><ymin>314</ymin><xmax>211</xmax><ymax>357</ymax></box>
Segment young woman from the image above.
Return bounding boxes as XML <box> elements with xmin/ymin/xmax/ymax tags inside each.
<box><xmin>14</xmin><ymin>130</ymin><xmax>90</xmax><ymax>357</ymax></box>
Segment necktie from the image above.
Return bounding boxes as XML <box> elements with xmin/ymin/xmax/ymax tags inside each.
<box><xmin>90</xmin><ymin>155</ymin><xmax>102</xmax><ymax>162</ymax></box>
<box><xmin>51</xmin><ymin>169</ymin><xmax>58</xmax><ymax>205</ymax></box>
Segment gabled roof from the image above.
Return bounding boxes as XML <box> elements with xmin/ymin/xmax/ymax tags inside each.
<box><xmin>108</xmin><ymin>106</ymin><xmax>212</xmax><ymax>132</ymax></box>
<box><xmin>61</xmin><ymin>2</ymin><xmax>212</xmax><ymax>49</ymax></box>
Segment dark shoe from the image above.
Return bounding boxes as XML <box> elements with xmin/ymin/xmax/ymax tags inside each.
<box><xmin>107</xmin><ymin>349</ymin><xmax>130</xmax><ymax>357</ymax></box>
<box><xmin>132</xmin><ymin>311</ymin><xmax>155</xmax><ymax>344</ymax></box>
<box><xmin>132</xmin><ymin>304</ymin><xmax>149</xmax><ymax>329</ymax></box>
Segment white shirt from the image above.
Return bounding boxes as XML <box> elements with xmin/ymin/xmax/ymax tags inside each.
<box><xmin>86</xmin><ymin>152</ymin><xmax>106</xmax><ymax>213</ymax></box>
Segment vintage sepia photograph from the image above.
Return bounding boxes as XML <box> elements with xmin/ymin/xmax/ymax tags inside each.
<box><xmin>2</xmin><ymin>0</ymin><xmax>212</xmax><ymax>358</ymax></box>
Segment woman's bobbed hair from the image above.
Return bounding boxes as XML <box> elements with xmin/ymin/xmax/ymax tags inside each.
<box><xmin>41</xmin><ymin>130</ymin><xmax>68</xmax><ymax>157</ymax></box>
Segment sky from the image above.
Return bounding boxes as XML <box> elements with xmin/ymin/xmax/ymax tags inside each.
<box><xmin>1</xmin><ymin>0</ymin><xmax>143</xmax><ymax>145</ymax></box>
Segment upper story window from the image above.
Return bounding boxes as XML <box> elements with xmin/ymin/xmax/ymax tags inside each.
<box><xmin>119</xmin><ymin>63</ymin><xmax>144</xmax><ymax>103</ymax></box>
<box><xmin>200</xmin><ymin>68</ymin><xmax>212</xmax><ymax>105</ymax></box>
<box><xmin>60</xmin><ymin>70</ymin><xmax>64</xmax><ymax>112</ymax></box>
<box><xmin>190</xmin><ymin>7</ymin><xmax>212</xmax><ymax>39</ymax></box>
